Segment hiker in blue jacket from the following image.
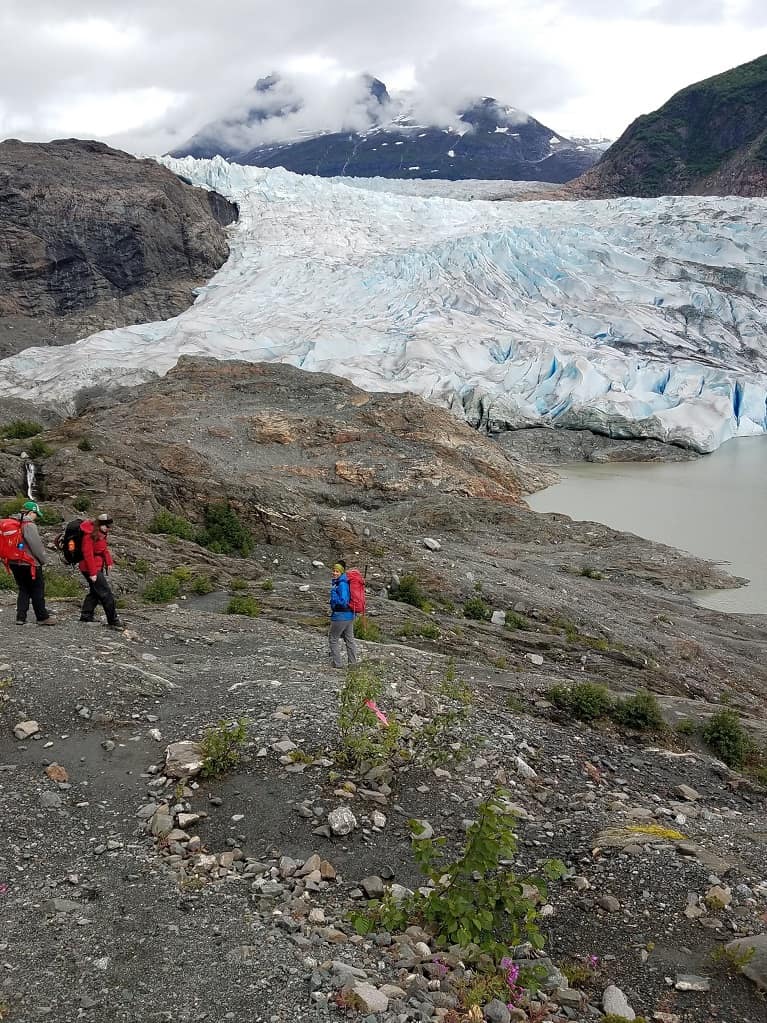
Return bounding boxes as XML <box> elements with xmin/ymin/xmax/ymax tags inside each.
<box><xmin>329</xmin><ymin>561</ymin><xmax>358</xmax><ymax>669</ymax></box>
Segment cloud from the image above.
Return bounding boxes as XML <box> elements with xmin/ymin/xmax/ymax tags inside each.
<box><xmin>0</xmin><ymin>0</ymin><xmax>765</xmax><ymax>147</ymax></box>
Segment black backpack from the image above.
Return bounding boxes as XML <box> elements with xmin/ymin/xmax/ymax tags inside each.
<box><xmin>56</xmin><ymin>519</ymin><xmax>85</xmax><ymax>565</ymax></box>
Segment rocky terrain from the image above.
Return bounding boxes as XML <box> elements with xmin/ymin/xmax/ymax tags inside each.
<box><xmin>570</xmin><ymin>55</ymin><xmax>767</xmax><ymax>199</ymax></box>
<box><xmin>1</xmin><ymin>359</ymin><xmax>766</xmax><ymax>1023</ymax></box>
<box><xmin>0</xmin><ymin>140</ymin><xmax>237</xmax><ymax>357</ymax></box>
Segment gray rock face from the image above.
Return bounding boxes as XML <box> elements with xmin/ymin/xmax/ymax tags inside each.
<box><xmin>0</xmin><ymin>139</ymin><xmax>237</xmax><ymax>357</ymax></box>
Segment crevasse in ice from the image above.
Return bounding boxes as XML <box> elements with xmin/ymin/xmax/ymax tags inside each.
<box><xmin>1</xmin><ymin>155</ymin><xmax>766</xmax><ymax>452</ymax></box>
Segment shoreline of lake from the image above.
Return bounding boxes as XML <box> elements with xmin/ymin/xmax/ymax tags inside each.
<box><xmin>526</xmin><ymin>435</ymin><xmax>767</xmax><ymax>615</ymax></box>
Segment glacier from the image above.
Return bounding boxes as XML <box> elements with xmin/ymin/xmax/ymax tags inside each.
<box><xmin>1</xmin><ymin>155</ymin><xmax>766</xmax><ymax>452</ymax></box>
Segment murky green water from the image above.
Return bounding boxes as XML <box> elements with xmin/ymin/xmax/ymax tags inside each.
<box><xmin>526</xmin><ymin>436</ymin><xmax>767</xmax><ymax>615</ymax></box>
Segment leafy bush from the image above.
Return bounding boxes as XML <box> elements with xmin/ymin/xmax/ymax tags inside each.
<box><xmin>336</xmin><ymin>663</ymin><xmax>401</xmax><ymax>768</ymax></box>
<box><xmin>260</xmin><ymin>577</ymin><xmax>274</xmax><ymax>592</ymax></box>
<box><xmin>190</xmin><ymin>574</ymin><xmax>215</xmax><ymax>595</ymax></box>
<box><xmin>200</xmin><ymin>718</ymin><xmax>248</xmax><ymax>778</ymax></box>
<box><xmin>26</xmin><ymin>438</ymin><xmax>51</xmax><ymax>459</ymax></box>
<box><xmin>397</xmin><ymin>620</ymin><xmax>441</xmax><ymax>640</ymax></box>
<box><xmin>171</xmin><ymin>565</ymin><xmax>194</xmax><ymax>583</ymax></box>
<box><xmin>676</xmin><ymin>718</ymin><xmax>696</xmax><ymax>736</ymax></box>
<box><xmin>150</xmin><ymin>509</ymin><xmax>196</xmax><ymax>541</ymax></box>
<box><xmin>504</xmin><ymin>611</ymin><xmax>529</xmax><ymax>630</ymax></box>
<box><xmin>197</xmin><ymin>502</ymin><xmax>253</xmax><ymax>557</ymax></box>
<box><xmin>580</xmin><ymin>566</ymin><xmax>604</xmax><ymax>580</ymax></box>
<box><xmin>612</xmin><ymin>689</ymin><xmax>666</xmax><ymax>732</ymax></box>
<box><xmin>142</xmin><ymin>575</ymin><xmax>181</xmax><ymax>604</ymax></box>
<box><xmin>1</xmin><ymin>420</ymin><xmax>41</xmax><ymax>439</ymax></box>
<box><xmin>702</xmin><ymin>708</ymin><xmax>751</xmax><ymax>769</ymax></box>
<box><xmin>352</xmin><ymin>789</ymin><xmax>565</xmax><ymax>962</ymax></box>
<box><xmin>0</xmin><ymin>572</ymin><xmax>16</xmax><ymax>591</ymax></box>
<box><xmin>77</xmin><ymin>437</ymin><xmax>93</xmax><ymax>452</ymax></box>
<box><xmin>0</xmin><ymin>496</ymin><xmax>59</xmax><ymax>527</ymax></box>
<box><xmin>45</xmin><ymin>571</ymin><xmax>82</xmax><ymax>599</ymax></box>
<box><xmin>133</xmin><ymin>558</ymin><xmax>151</xmax><ymax>576</ymax></box>
<box><xmin>355</xmin><ymin>616</ymin><xmax>382</xmax><ymax>642</ymax></box>
<box><xmin>390</xmin><ymin>573</ymin><xmax>430</xmax><ymax>611</ymax></box>
<box><xmin>549</xmin><ymin>681</ymin><xmax>613</xmax><ymax>721</ymax></box>
<box><xmin>463</xmin><ymin>595</ymin><xmax>492</xmax><ymax>621</ymax></box>
<box><xmin>73</xmin><ymin>495</ymin><xmax>91</xmax><ymax>513</ymax></box>
<box><xmin>229</xmin><ymin>577</ymin><xmax>248</xmax><ymax>591</ymax></box>
<box><xmin>226</xmin><ymin>595</ymin><xmax>261</xmax><ymax>617</ymax></box>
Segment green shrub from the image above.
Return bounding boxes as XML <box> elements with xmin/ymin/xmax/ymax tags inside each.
<box><xmin>580</xmin><ymin>566</ymin><xmax>604</xmax><ymax>580</ymax></box>
<box><xmin>133</xmin><ymin>558</ymin><xmax>151</xmax><ymax>576</ymax></box>
<box><xmin>0</xmin><ymin>572</ymin><xmax>16</xmax><ymax>591</ymax></box>
<box><xmin>260</xmin><ymin>577</ymin><xmax>274</xmax><ymax>592</ymax></box>
<box><xmin>463</xmin><ymin>595</ymin><xmax>492</xmax><ymax>621</ymax></box>
<box><xmin>391</xmin><ymin>573</ymin><xmax>430</xmax><ymax>611</ymax></box>
<box><xmin>352</xmin><ymin>789</ymin><xmax>565</xmax><ymax>961</ymax></box>
<box><xmin>45</xmin><ymin>571</ymin><xmax>82</xmax><ymax>599</ymax></box>
<box><xmin>355</xmin><ymin>616</ymin><xmax>382</xmax><ymax>642</ymax></box>
<box><xmin>77</xmin><ymin>437</ymin><xmax>93</xmax><ymax>452</ymax></box>
<box><xmin>1</xmin><ymin>420</ymin><xmax>42</xmax><ymax>439</ymax></box>
<box><xmin>190</xmin><ymin>574</ymin><xmax>215</xmax><ymax>595</ymax></box>
<box><xmin>200</xmin><ymin>718</ymin><xmax>248</xmax><ymax>778</ymax></box>
<box><xmin>73</xmin><ymin>495</ymin><xmax>91</xmax><ymax>513</ymax></box>
<box><xmin>397</xmin><ymin>620</ymin><xmax>441</xmax><ymax>640</ymax></box>
<box><xmin>336</xmin><ymin>663</ymin><xmax>401</xmax><ymax>769</ymax></box>
<box><xmin>0</xmin><ymin>496</ymin><xmax>59</xmax><ymax>527</ymax></box>
<box><xmin>150</xmin><ymin>509</ymin><xmax>196</xmax><ymax>541</ymax></box>
<box><xmin>549</xmin><ymin>681</ymin><xmax>613</xmax><ymax>721</ymax></box>
<box><xmin>229</xmin><ymin>577</ymin><xmax>248</xmax><ymax>591</ymax></box>
<box><xmin>675</xmin><ymin>718</ymin><xmax>696</xmax><ymax>736</ymax></box>
<box><xmin>612</xmin><ymin>689</ymin><xmax>666</xmax><ymax>732</ymax></box>
<box><xmin>171</xmin><ymin>565</ymin><xmax>194</xmax><ymax>583</ymax></box>
<box><xmin>226</xmin><ymin>595</ymin><xmax>261</xmax><ymax>617</ymax></box>
<box><xmin>196</xmin><ymin>503</ymin><xmax>253</xmax><ymax>557</ymax></box>
<box><xmin>26</xmin><ymin>438</ymin><xmax>51</xmax><ymax>459</ymax></box>
<box><xmin>702</xmin><ymin>708</ymin><xmax>751</xmax><ymax>769</ymax></box>
<box><xmin>142</xmin><ymin>575</ymin><xmax>181</xmax><ymax>604</ymax></box>
<box><xmin>504</xmin><ymin>611</ymin><xmax>529</xmax><ymax>630</ymax></box>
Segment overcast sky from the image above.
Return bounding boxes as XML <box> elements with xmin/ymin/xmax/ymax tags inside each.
<box><xmin>0</xmin><ymin>1</ymin><xmax>765</xmax><ymax>153</ymax></box>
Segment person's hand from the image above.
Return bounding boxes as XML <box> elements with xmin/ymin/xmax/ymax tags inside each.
<box><xmin>89</xmin><ymin>575</ymin><xmax>97</xmax><ymax>582</ymax></box>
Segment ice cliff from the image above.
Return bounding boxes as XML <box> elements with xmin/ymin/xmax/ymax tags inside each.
<box><xmin>1</xmin><ymin>155</ymin><xmax>766</xmax><ymax>452</ymax></box>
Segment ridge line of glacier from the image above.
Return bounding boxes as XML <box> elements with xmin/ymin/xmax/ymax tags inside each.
<box><xmin>0</xmin><ymin>154</ymin><xmax>765</xmax><ymax>453</ymax></box>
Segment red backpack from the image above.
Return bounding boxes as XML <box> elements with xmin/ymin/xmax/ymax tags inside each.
<box><xmin>346</xmin><ymin>568</ymin><xmax>367</xmax><ymax>615</ymax></box>
<box><xmin>0</xmin><ymin>517</ymin><xmax>38</xmax><ymax>577</ymax></box>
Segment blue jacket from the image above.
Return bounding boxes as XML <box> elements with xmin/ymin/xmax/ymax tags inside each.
<box><xmin>330</xmin><ymin>573</ymin><xmax>355</xmax><ymax>621</ymax></box>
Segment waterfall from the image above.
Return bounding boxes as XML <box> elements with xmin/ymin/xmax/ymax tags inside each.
<box><xmin>24</xmin><ymin>458</ymin><xmax>36</xmax><ymax>500</ymax></box>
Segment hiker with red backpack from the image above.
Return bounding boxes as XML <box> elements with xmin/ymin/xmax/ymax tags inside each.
<box><xmin>78</xmin><ymin>513</ymin><xmax>123</xmax><ymax>630</ymax></box>
<box><xmin>0</xmin><ymin>500</ymin><xmax>56</xmax><ymax>626</ymax></box>
<box><xmin>329</xmin><ymin>560</ymin><xmax>364</xmax><ymax>668</ymax></box>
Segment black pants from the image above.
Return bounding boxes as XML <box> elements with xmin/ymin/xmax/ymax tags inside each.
<box><xmin>80</xmin><ymin>570</ymin><xmax>118</xmax><ymax>625</ymax></box>
<box><xmin>10</xmin><ymin>563</ymin><xmax>50</xmax><ymax>622</ymax></box>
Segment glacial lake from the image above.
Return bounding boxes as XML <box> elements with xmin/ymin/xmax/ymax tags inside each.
<box><xmin>526</xmin><ymin>436</ymin><xmax>767</xmax><ymax>615</ymax></box>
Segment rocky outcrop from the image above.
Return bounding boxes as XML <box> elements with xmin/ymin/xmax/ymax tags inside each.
<box><xmin>571</xmin><ymin>54</ymin><xmax>767</xmax><ymax>198</ymax></box>
<box><xmin>0</xmin><ymin>139</ymin><xmax>237</xmax><ymax>356</ymax></box>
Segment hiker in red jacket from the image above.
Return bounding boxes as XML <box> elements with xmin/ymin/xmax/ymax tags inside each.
<box><xmin>79</xmin><ymin>513</ymin><xmax>123</xmax><ymax>629</ymax></box>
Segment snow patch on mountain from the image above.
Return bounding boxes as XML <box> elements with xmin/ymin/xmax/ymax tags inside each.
<box><xmin>1</xmin><ymin>156</ymin><xmax>766</xmax><ymax>452</ymax></box>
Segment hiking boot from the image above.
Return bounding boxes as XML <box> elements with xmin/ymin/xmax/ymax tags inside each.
<box><xmin>107</xmin><ymin>619</ymin><xmax>124</xmax><ymax>630</ymax></box>
<box><xmin>79</xmin><ymin>616</ymin><xmax>94</xmax><ymax>623</ymax></box>
<box><xmin>15</xmin><ymin>619</ymin><xmax>25</xmax><ymax>625</ymax></box>
<box><xmin>37</xmin><ymin>617</ymin><xmax>57</xmax><ymax>626</ymax></box>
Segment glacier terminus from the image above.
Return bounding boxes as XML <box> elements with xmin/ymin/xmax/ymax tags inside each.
<box><xmin>1</xmin><ymin>155</ymin><xmax>766</xmax><ymax>453</ymax></box>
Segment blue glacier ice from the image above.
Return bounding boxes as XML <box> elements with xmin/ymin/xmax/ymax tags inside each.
<box><xmin>0</xmin><ymin>156</ymin><xmax>765</xmax><ymax>452</ymax></box>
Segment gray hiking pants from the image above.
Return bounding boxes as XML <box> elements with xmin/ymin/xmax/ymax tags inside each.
<box><xmin>329</xmin><ymin>619</ymin><xmax>358</xmax><ymax>668</ymax></box>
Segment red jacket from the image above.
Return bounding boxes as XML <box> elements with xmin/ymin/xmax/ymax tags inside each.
<box><xmin>79</xmin><ymin>523</ymin><xmax>114</xmax><ymax>577</ymax></box>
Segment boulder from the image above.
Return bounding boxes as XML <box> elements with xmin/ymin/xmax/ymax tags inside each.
<box><xmin>164</xmin><ymin>741</ymin><xmax>204</xmax><ymax>778</ymax></box>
